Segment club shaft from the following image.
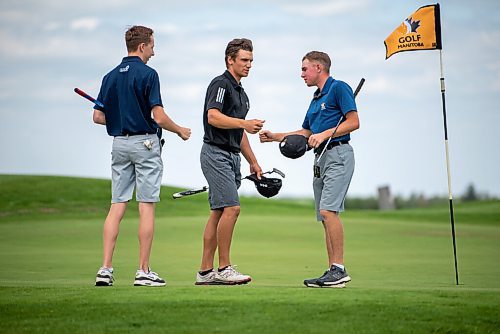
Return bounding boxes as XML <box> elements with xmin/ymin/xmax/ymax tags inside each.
<box><xmin>172</xmin><ymin>186</ymin><xmax>208</xmax><ymax>199</ymax></box>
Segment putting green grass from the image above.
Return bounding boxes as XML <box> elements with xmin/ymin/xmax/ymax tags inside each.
<box><xmin>0</xmin><ymin>175</ymin><xmax>499</xmax><ymax>333</ymax></box>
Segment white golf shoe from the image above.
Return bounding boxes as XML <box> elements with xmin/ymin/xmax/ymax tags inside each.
<box><xmin>215</xmin><ymin>265</ymin><xmax>251</xmax><ymax>285</ymax></box>
<box><xmin>95</xmin><ymin>267</ymin><xmax>114</xmax><ymax>286</ymax></box>
<box><xmin>133</xmin><ymin>268</ymin><xmax>166</xmax><ymax>287</ymax></box>
<box><xmin>195</xmin><ymin>270</ymin><xmax>219</xmax><ymax>285</ymax></box>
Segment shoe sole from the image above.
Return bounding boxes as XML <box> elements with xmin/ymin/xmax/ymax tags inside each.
<box><xmin>304</xmin><ymin>282</ymin><xmax>320</xmax><ymax>288</ymax></box>
<box><xmin>134</xmin><ymin>281</ymin><xmax>166</xmax><ymax>287</ymax></box>
<box><xmin>319</xmin><ymin>276</ymin><xmax>351</xmax><ymax>287</ymax></box>
<box><xmin>213</xmin><ymin>278</ymin><xmax>252</xmax><ymax>285</ymax></box>
<box><xmin>95</xmin><ymin>281</ymin><xmax>113</xmax><ymax>286</ymax></box>
<box><xmin>304</xmin><ymin>282</ymin><xmax>346</xmax><ymax>288</ymax></box>
<box><xmin>194</xmin><ymin>281</ymin><xmax>226</xmax><ymax>286</ymax></box>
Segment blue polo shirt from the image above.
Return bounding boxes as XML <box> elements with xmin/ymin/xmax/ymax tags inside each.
<box><xmin>95</xmin><ymin>56</ymin><xmax>163</xmax><ymax>136</ymax></box>
<box><xmin>302</xmin><ymin>77</ymin><xmax>357</xmax><ymax>142</ymax></box>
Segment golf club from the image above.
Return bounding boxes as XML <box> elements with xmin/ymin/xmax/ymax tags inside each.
<box><xmin>172</xmin><ymin>186</ymin><xmax>208</xmax><ymax>199</ymax></box>
<box><xmin>263</xmin><ymin>168</ymin><xmax>285</xmax><ymax>178</ymax></box>
<box><xmin>172</xmin><ymin>168</ymin><xmax>285</xmax><ymax>199</ymax></box>
<box><xmin>74</xmin><ymin>88</ymin><xmax>104</xmax><ymax>108</ymax></box>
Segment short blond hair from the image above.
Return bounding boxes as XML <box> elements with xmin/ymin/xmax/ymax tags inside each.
<box><xmin>303</xmin><ymin>51</ymin><xmax>331</xmax><ymax>73</ymax></box>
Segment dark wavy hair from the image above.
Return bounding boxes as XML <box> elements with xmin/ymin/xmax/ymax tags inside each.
<box><xmin>225</xmin><ymin>38</ymin><xmax>253</xmax><ymax>68</ymax></box>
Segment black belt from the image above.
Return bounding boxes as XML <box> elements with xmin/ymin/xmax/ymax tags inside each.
<box><xmin>115</xmin><ymin>132</ymin><xmax>153</xmax><ymax>137</ymax></box>
<box><xmin>314</xmin><ymin>140</ymin><xmax>349</xmax><ymax>154</ymax></box>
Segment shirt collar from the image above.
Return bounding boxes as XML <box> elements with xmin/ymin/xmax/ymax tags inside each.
<box><xmin>313</xmin><ymin>76</ymin><xmax>334</xmax><ymax>99</ymax></box>
<box><xmin>224</xmin><ymin>70</ymin><xmax>243</xmax><ymax>90</ymax></box>
<box><xmin>122</xmin><ymin>56</ymin><xmax>144</xmax><ymax>63</ymax></box>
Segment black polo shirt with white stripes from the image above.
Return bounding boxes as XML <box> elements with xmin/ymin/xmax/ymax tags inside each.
<box><xmin>202</xmin><ymin>70</ymin><xmax>250</xmax><ymax>153</ymax></box>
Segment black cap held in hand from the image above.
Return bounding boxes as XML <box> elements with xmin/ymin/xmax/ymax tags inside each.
<box><xmin>279</xmin><ymin>134</ymin><xmax>308</xmax><ymax>159</ymax></box>
<box><xmin>245</xmin><ymin>174</ymin><xmax>282</xmax><ymax>198</ymax></box>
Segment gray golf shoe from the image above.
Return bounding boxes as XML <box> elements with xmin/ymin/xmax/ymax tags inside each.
<box><xmin>303</xmin><ymin>266</ymin><xmax>351</xmax><ymax>288</ymax></box>
<box><xmin>316</xmin><ymin>265</ymin><xmax>351</xmax><ymax>287</ymax></box>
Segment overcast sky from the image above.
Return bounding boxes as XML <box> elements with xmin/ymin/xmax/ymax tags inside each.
<box><xmin>1</xmin><ymin>0</ymin><xmax>499</xmax><ymax>199</ymax></box>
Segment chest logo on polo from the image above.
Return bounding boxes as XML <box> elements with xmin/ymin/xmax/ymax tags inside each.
<box><xmin>119</xmin><ymin>65</ymin><xmax>129</xmax><ymax>73</ymax></box>
<box><xmin>320</xmin><ymin>102</ymin><xmax>326</xmax><ymax>110</ymax></box>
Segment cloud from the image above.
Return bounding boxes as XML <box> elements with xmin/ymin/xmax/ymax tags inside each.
<box><xmin>70</xmin><ymin>17</ymin><xmax>100</xmax><ymax>31</ymax></box>
<box><xmin>0</xmin><ymin>9</ymin><xmax>32</xmax><ymax>22</ymax></box>
<box><xmin>155</xmin><ymin>23</ymin><xmax>180</xmax><ymax>35</ymax></box>
<box><xmin>282</xmin><ymin>0</ymin><xmax>368</xmax><ymax>17</ymax></box>
<box><xmin>164</xmin><ymin>83</ymin><xmax>206</xmax><ymax>103</ymax></box>
<box><xmin>43</xmin><ymin>21</ymin><xmax>62</xmax><ymax>31</ymax></box>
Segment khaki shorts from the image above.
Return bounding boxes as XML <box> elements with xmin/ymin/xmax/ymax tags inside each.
<box><xmin>313</xmin><ymin>143</ymin><xmax>354</xmax><ymax>221</ymax></box>
<box><xmin>111</xmin><ymin>134</ymin><xmax>163</xmax><ymax>203</ymax></box>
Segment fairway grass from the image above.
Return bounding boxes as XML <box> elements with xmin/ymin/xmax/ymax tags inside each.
<box><xmin>2</xmin><ymin>285</ymin><xmax>498</xmax><ymax>334</ymax></box>
<box><xmin>0</xmin><ymin>176</ymin><xmax>499</xmax><ymax>333</ymax></box>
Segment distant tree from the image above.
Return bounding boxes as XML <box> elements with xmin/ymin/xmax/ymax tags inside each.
<box><xmin>462</xmin><ymin>183</ymin><xmax>478</xmax><ymax>201</ymax></box>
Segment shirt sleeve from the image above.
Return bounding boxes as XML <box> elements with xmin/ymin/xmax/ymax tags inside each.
<box><xmin>334</xmin><ymin>82</ymin><xmax>357</xmax><ymax>116</ymax></box>
<box><xmin>147</xmin><ymin>70</ymin><xmax>163</xmax><ymax>109</ymax></box>
<box><xmin>94</xmin><ymin>77</ymin><xmax>106</xmax><ymax>112</ymax></box>
<box><xmin>206</xmin><ymin>79</ymin><xmax>227</xmax><ymax>112</ymax></box>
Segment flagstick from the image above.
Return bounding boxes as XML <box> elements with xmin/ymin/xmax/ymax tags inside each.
<box><xmin>439</xmin><ymin>49</ymin><xmax>459</xmax><ymax>285</ymax></box>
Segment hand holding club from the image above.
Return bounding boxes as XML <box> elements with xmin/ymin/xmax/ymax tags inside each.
<box><xmin>308</xmin><ymin>132</ymin><xmax>330</xmax><ymax>149</ymax></box>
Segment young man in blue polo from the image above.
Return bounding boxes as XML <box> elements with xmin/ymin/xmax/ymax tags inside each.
<box><xmin>260</xmin><ymin>51</ymin><xmax>360</xmax><ymax>288</ymax></box>
<box><xmin>92</xmin><ymin>25</ymin><xmax>191</xmax><ymax>287</ymax></box>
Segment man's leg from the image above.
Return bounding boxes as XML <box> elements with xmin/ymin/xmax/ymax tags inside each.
<box><xmin>310</xmin><ymin>209</ymin><xmax>350</xmax><ymax>287</ymax></box>
<box><xmin>102</xmin><ymin>202</ymin><xmax>128</xmax><ymax>268</ymax></box>
<box><xmin>200</xmin><ymin>209</ymin><xmax>223</xmax><ymax>271</ymax></box>
<box><xmin>217</xmin><ymin>205</ymin><xmax>240</xmax><ymax>269</ymax></box>
<box><xmin>322</xmin><ymin>220</ymin><xmax>335</xmax><ymax>266</ymax></box>
<box><xmin>138</xmin><ymin>202</ymin><xmax>155</xmax><ymax>273</ymax></box>
<box><xmin>320</xmin><ymin>210</ymin><xmax>344</xmax><ymax>266</ymax></box>
<box><xmin>133</xmin><ymin>201</ymin><xmax>166</xmax><ymax>287</ymax></box>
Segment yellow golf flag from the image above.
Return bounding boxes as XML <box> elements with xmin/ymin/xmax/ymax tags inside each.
<box><xmin>384</xmin><ymin>3</ymin><xmax>442</xmax><ymax>59</ymax></box>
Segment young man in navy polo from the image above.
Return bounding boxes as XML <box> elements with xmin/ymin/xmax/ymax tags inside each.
<box><xmin>92</xmin><ymin>25</ymin><xmax>191</xmax><ymax>287</ymax></box>
<box><xmin>260</xmin><ymin>51</ymin><xmax>360</xmax><ymax>288</ymax></box>
<box><xmin>195</xmin><ymin>38</ymin><xmax>265</xmax><ymax>285</ymax></box>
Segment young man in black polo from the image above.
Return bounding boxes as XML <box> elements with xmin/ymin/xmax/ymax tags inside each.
<box><xmin>92</xmin><ymin>25</ymin><xmax>191</xmax><ymax>287</ymax></box>
<box><xmin>195</xmin><ymin>38</ymin><xmax>265</xmax><ymax>285</ymax></box>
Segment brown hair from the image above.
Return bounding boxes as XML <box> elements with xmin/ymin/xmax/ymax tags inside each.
<box><xmin>303</xmin><ymin>51</ymin><xmax>331</xmax><ymax>73</ymax></box>
<box><xmin>225</xmin><ymin>38</ymin><xmax>253</xmax><ymax>67</ymax></box>
<box><xmin>125</xmin><ymin>25</ymin><xmax>154</xmax><ymax>52</ymax></box>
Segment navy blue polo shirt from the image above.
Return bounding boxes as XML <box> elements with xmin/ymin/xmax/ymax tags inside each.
<box><xmin>302</xmin><ymin>77</ymin><xmax>357</xmax><ymax>142</ymax></box>
<box><xmin>202</xmin><ymin>70</ymin><xmax>250</xmax><ymax>153</ymax></box>
<box><xmin>94</xmin><ymin>56</ymin><xmax>163</xmax><ymax>136</ymax></box>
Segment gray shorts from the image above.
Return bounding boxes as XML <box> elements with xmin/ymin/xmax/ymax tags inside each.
<box><xmin>111</xmin><ymin>134</ymin><xmax>163</xmax><ymax>203</ymax></box>
<box><xmin>200</xmin><ymin>143</ymin><xmax>241</xmax><ymax>210</ymax></box>
<box><xmin>313</xmin><ymin>143</ymin><xmax>355</xmax><ymax>221</ymax></box>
